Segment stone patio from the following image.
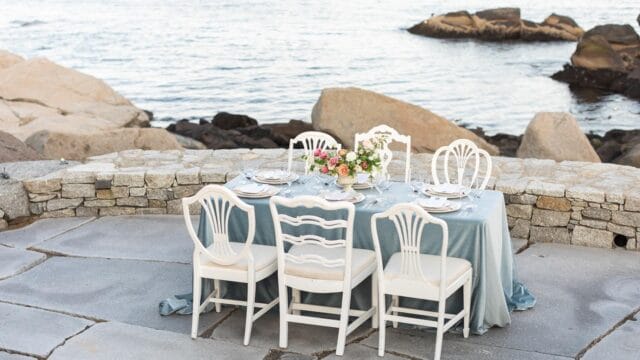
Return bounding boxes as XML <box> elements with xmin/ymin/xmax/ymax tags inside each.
<box><xmin>0</xmin><ymin>215</ymin><xmax>638</xmax><ymax>359</ymax></box>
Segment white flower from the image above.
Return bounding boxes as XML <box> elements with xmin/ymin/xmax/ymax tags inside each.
<box><xmin>346</xmin><ymin>151</ymin><xmax>357</xmax><ymax>162</ymax></box>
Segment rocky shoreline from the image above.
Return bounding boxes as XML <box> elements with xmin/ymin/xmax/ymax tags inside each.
<box><xmin>162</xmin><ymin>108</ymin><xmax>640</xmax><ymax>168</ymax></box>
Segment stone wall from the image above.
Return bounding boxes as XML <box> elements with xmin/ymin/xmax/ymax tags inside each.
<box><xmin>6</xmin><ymin>148</ymin><xmax>640</xmax><ymax>250</ymax></box>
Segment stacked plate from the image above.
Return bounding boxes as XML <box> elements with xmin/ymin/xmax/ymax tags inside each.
<box><xmin>323</xmin><ymin>190</ymin><xmax>366</xmax><ymax>204</ymax></box>
<box><xmin>415</xmin><ymin>197</ymin><xmax>461</xmax><ymax>213</ymax></box>
<box><xmin>422</xmin><ymin>183</ymin><xmax>470</xmax><ymax>199</ymax></box>
<box><xmin>233</xmin><ymin>183</ymin><xmax>279</xmax><ymax>198</ymax></box>
<box><xmin>254</xmin><ymin>170</ymin><xmax>298</xmax><ymax>185</ymax></box>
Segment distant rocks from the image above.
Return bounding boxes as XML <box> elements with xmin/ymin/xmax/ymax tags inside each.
<box><xmin>552</xmin><ymin>24</ymin><xmax>640</xmax><ymax>100</ymax></box>
<box><xmin>311</xmin><ymin>87</ymin><xmax>498</xmax><ymax>154</ymax></box>
<box><xmin>588</xmin><ymin>129</ymin><xmax>640</xmax><ymax>167</ymax></box>
<box><xmin>166</xmin><ymin>114</ymin><xmax>314</xmax><ymax>150</ymax></box>
<box><xmin>408</xmin><ymin>8</ymin><xmax>583</xmax><ymax>42</ymax></box>
<box><xmin>25</xmin><ymin>128</ymin><xmax>182</xmax><ymax>161</ymax></box>
<box><xmin>0</xmin><ymin>131</ymin><xmax>42</xmax><ymax>162</ymax></box>
<box><xmin>516</xmin><ymin>112</ymin><xmax>600</xmax><ymax>163</ymax></box>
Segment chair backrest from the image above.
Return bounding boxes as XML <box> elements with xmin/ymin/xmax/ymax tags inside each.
<box><xmin>371</xmin><ymin>203</ymin><xmax>449</xmax><ymax>291</ymax></box>
<box><xmin>430</xmin><ymin>139</ymin><xmax>492</xmax><ymax>190</ymax></box>
<box><xmin>288</xmin><ymin>131</ymin><xmax>341</xmax><ymax>175</ymax></box>
<box><xmin>354</xmin><ymin>125</ymin><xmax>411</xmax><ymax>183</ymax></box>
<box><xmin>269</xmin><ymin>195</ymin><xmax>355</xmax><ymax>280</ymax></box>
<box><xmin>182</xmin><ymin>185</ymin><xmax>255</xmax><ymax>266</ymax></box>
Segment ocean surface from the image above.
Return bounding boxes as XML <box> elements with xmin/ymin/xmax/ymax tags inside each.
<box><xmin>1</xmin><ymin>0</ymin><xmax>639</xmax><ymax>134</ymax></box>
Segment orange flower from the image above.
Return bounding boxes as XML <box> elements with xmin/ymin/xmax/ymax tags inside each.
<box><xmin>337</xmin><ymin>164</ymin><xmax>349</xmax><ymax>176</ymax></box>
<box><xmin>338</xmin><ymin>149</ymin><xmax>347</xmax><ymax>157</ymax></box>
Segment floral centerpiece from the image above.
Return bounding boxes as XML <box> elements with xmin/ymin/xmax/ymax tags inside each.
<box><xmin>304</xmin><ymin>136</ymin><xmax>386</xmax><ymax>190</ymax></box>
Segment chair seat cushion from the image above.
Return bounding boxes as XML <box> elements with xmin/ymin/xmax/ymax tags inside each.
<box><xmin>201</xmin><ymin>242</ymin><xmax>277</xmax><ymax>272</ymax></box>
<box><xmin>384</xmin><ymin>252</ymin><xmax>471</xmax><ymax>287</ymax></box>
<box><xmin>285</xmin><ymin>244</ymin><xmax>375</xmax><ymax>281</ymax></box>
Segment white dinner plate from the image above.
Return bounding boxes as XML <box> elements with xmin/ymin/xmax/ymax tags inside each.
<box><xmin>415</xmin><ymin>199</ymin><xmax>461</xmax><ymax>213</ymax></box>
<box><xmin>233</xmin><ymin>184</ymin><xmax>279</xmax><ymax>198</ymax></box>
<box><xmin>422</xmin><ymin>184</ymin><xmax>469</xmax><ymax>199</ymax></box>
<box><xmin>254</xmin><ymin>170</ymin><xmax>298</xmax><ymax>185</ymax></box>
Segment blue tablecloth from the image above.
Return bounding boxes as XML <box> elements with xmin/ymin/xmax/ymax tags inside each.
<box><xmin>161</xmin><ymin>176</ymin><xmax>535</xmax><ymax>335</ymax></box>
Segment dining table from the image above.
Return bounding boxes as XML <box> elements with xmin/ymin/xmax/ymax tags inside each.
<box><xmin>178</xmin><ymin>173</ymin><xmax>536</xmax><ymax>335</ymax></box>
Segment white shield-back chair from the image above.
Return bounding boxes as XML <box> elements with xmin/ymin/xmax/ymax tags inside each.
<box><xmin>287</xmin><ymin>131</ymin><xmax>341</xmax><ymax>174</ymax></box>
<box><xmin>371</xmin><ymin>203</ymin><xmax>472</xmax><ymax>360</ymax></box>
<box><xmin>354</xmin><ymin>125</ymin><xmax>411</xmax><ymax>183</ymax></box>
<box><xmin>431</xmin><ymin>139</ymin><xmax>492</xmax><ymax>190</ymax></box>
<box><xmin>183</xmin><ymin>185</ymin><xmax>279</xmax><ymax>345</ymax></box>
<box><xmin>270</xmin><ymin>195</ymin><xmax>377</xmax><ymax>356</ymax></box>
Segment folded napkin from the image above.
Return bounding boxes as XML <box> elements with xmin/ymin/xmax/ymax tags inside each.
<box><xmin>257</xmin><ymin>170</ymin><xmax>288</xmax><ymax>180</ymax></box>
<box><xmin>431</xmin><ymin>183</ymin><xmax>466</xmax><ymax>194</ymax></box>
<box><xmin>324</xmin><ymin>191</ymin><xmax>353</xmax><ymax>201</ymax></box>
<box><xmin>235</xmin><ymin>183</ymin><xmax>267</xmax><ymax>194</ymax></box>
<box><xmin>418</xmin><ymin>197</ymin><xmax>449</xmax><ymax>209</ymax></box>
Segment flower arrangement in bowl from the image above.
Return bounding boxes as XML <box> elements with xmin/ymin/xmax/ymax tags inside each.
<box><xmin>304</xmin><ymin>137</ymin><xmax>386</xmax><ymax>191</ymax></box>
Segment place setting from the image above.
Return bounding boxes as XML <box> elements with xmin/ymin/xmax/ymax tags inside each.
<box><xmin>252</xmin><ymin>169</ymin><xmax>298</xmax><ymax>185</ymax></box>
<box><xmin>233</xmin><ymin>182</ymin><xmax>280</xmax><ymax>198</ymax></box>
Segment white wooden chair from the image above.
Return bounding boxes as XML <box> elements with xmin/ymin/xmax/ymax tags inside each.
<box><xmin>354</xmin><ymin>125</ymin><xmax>411</xmax><ymax>183</ymax></box>
<box><xmin>287</xmin><ymin>131</ymin><xmax>341</xmax><ymax>174</ymax></box>
<box><xmin>430</xmin><ymin>139</ymin><xmax>492</xmax><ymax>190</ymax></box>
<box><xmin>269</xmin><ymin>195</ymin><xmax>377</xmax><ymax>356</ymax></box>
<box><xmin>183</xmin><ymin>185</ymin><xmax>279</xmax><ymax>345</ymax></box>
<box><xmin>371</xmin><ymin>203</ymin><xmax>472</xmax><ymax>360</ymax></box>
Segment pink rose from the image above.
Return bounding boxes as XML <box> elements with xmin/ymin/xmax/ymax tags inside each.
<box><xmin>329</xmin><ymin>156</ymin><xmax>339</xmax><ymax>166</ymax></box>
<box><xmin>320</xmin><ymin>151</ymin><xmax>328</xmax><ymax>160</ymax></box>
<box><xmin>320</xmin><ymin>166</ymin><xmax>329</xmax><ymax>174</ymax></box>
<box><xmin>313</xmin><ymin>148</ymin><xmax>321</xmax><ymax>157</ymax></box>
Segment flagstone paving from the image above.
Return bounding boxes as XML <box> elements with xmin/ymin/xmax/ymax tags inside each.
<box><xmin>0</xmin><ymin>302</ymin><xmax>92</xmax><ymax>358</ymax></box>
<box><xmin>32</xmin><ymin>215</ymin><xmax>195</xmax><ymax>263</ymax></box>
<box><xmin>0</xmin><ymin>247</ymin><xmax>45</xmax><ymax>280</ymax></box>
<box><xmin>0</xmin><ymin>216</ymin><xmax>638</xmax><ymax>359</ymax></box>
<box><xmin>0</xmin><ymin>217</ymin><xmax>94</xmax><ymax>249</ymax></box>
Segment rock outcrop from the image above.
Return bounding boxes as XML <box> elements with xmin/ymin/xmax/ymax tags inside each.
<box><xmin>0</xmin><ymin>50</ymin><xmax>24</xmax><ymax>70</ymax></box>
<box><xmin>0</xmin><ymin>131</ymin><xmax>42</xmax><ymax>162</ymax></box>
<box><xmin>408</xmin><ymin>8</ymin><xmax>583</xmax><ymax>42</ymax></box>
<box><xmin>311</xmin><ymin>87</ymin><xmax>498</xmax><ymax>154</ymax></box>
<box><xmin>0</xmin><ymin>50</ymin><xmax>150</xmax><ymax>141</ymax></box>
<box><xmin>166</xmin><ymin>116</ymin><xmax>314</xmax><ymax>150</ymax></box>
<box><xmin>552</xmin><ymin>24</ymin><xmax>640</xmax><ymax>100</ymax></box>
<box><xmin>25</xmin><ymin>128</ymin><xmax>182</xmax><ymax>160</ymax></box>
<box><xmin>517</xmin><ymin>112</ymin><xmax>600</xmax><ymax>162</ymax></box>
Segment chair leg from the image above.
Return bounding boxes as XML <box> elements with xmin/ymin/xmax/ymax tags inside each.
<box><xmin>278</xmin><ymin>283</ymin><xmax>289</xmax><ymax>349</ymax></box>
<box><xmin>434</xmin><ymin>325</ymin><xmax>444</xmax><ymax>360</ymax></box>
<box><xmin>434</xmin><ymin>302</ymin><xmax>446</xmax><ymax>360</ymax></box>
<box><xmin>243</xmin><ymin>278</ymin><xmax>256</xmax><ymax>346</ymax></box>
<box><xmin>191</xmin><ymin>274</ymin><xmax>202</xmax><ymax>339</ymax></box>
<box><xmin>391</xmin><ymin>296</ymin><xmax>399</xmax><ymax>328</ymax></box>
<box><xmin>213</xmin><ymin>279</ymin><xmax>221</xmax><ymax>313</ymax></box>
<box><xmin>377</xmin><ymin>290</ymin><xmax>386</xmax><ymax>357</ymax></box>
<box><xmin>335</xmin><ymin>291</ymin><xmax>352</xmax><ymax>356</ymax></box>
<box><xmin>292</xmin><ymin>288</ymin><xmax>301</xmax><ymax>316</ymax></box>
<box><xmin>463</xmin><ymin>275</ymin><xmax>471</xmax><ymax>338</ymax></box>
<box><xmin>371</xmin><ymin>272</ymin><xmax>378</xmax><ymax>329</ymax></box>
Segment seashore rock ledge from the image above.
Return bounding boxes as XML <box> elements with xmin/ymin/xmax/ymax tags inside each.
<box><xmin>0</xmin><ymin>49</ymin><xmax>182</xmax><ymax>160</ymax></box>
<box><xmin>409</xmin><ymin>8</ymin><xmax>583</xmax><ymax>42</ymax></box>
